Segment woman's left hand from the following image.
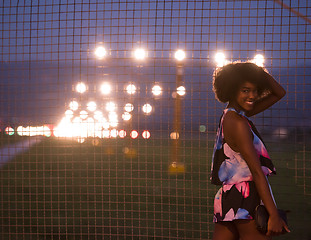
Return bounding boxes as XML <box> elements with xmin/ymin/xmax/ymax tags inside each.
<box><xmin>266</xmin><ymin>214</ymin><xmax>290</xmax><ymax>236</ymax></box>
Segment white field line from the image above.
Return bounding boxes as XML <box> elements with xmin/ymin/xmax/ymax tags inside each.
<box><xmin>0</xmin><ymin>137</ymin><xmax>42</xmax><ymax>167</ymax></box>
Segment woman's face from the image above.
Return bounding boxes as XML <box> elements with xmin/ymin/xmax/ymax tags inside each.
<box><xmin>231</xmin><ymin>81</ymin><xmax>258</xmax><ymax>112</ymax></box>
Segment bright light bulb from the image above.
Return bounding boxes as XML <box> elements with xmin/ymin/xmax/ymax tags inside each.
<box><xmin>76</xmin><ymin>82</ymin><xmax>87</xmax><ymax>93</ymax></box>
<box><xmin>65</xmin><ymin>109</ymin><xmax>74</xmax><ymax>119</ymax></box>
<box><xmin>106</xmin><ymin>102</ymin><xmax>117</xmax><ymax>112</ymax></box>
<box><xmin>175</xmin><ymin>49</ymin><xmax>186</xmax><ymax>61</ymax></box>
<box><xmin>215</xmin><ymin>52</ymin><xmax>226</xmax><ymax>67</ymax></box>
<box><xmin>80</xmin><ymin>110</ymin><xmax>88</xmax><ymax>120</ymax></box>
<box><xmin>126</xmin><ymin>84</ymin><xmax>136</xmax><ymax>95</ymax></box>
<box><xmin>176</xmin><ymin>86</ymin><xmax>186</xmax><ymax>96</ymax></box>
<box><xmin>142</xmin><ymin>130</ymin><xmax>150</xmax><ymax>139</ymax></box>
<box><xmin>94</xmin><ymin>110</ymin><xmax>103</xmax><ymax>120</ymax></box>
<box><xmin>95</xmin><ymin>46</ymin><xmax>107</xmax><ymax>59</ymax></box>
<box><xmin>152</xmin><ymin>85</ymin><xmax>162</xmax><ymax>96</ymax></box>
<box><xmin>130</xmin><ymin>130</ymin><xmax>139</xmax><ymax>139</ymax></box>
<box><xmin>124</xmin><ymin>103</ymin><xmax>134</xmax><ymax>112</ymax></box>
<box><xmin>142</xmin><ymin>103</ymin><xmax>152</xmax><ymax>114</ymax></box>
<box><xmin>134</xmin><ymin>48</ymin><xmax>146</xmax><ymax>60</ymax></box>
<box><xmin>119</xmin><ymin>130</ymin><xmax>126</xmax><ymax>138</ymax></box>
<box><xmin>122</xmin><ymin>112</ymin><xmax>132</xmax><ymax>121</ymax></box>
<box><xmin>100</xmin><ymin>83</ymin><xmax>111</xmax><ymax>95</ymax></box>
<box><xmin>69</xmin><ymin>101</ymin><xmax>79</xmax><ymax>111</ymax></box>
<box><xmin>87</xmin><ymin>101</ymin><xmax>97</xmax><ymax>112</ymax></box>
<box><xmin>253</xmin><ymin>54</ymin><xmax>265</xmax><ymax>67</ymax></box>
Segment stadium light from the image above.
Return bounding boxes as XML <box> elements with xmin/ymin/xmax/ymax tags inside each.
<box><xmin>76</xmin><ymin>82</ymin><xmax>87</xmax><ymax>93</ymax></box>
<box><xmin>87</xmin><ymin>101</ymin><xmax>97</xmax><ymax>112</ymax></box>
<box><xmin>122</xmin><ymin>112</ymin><xmax>132</xmax><ymax>121</ymax></box>
<box><xmin>142</xmin><ymin>130</ymin><xmax>151</xmax><ymax>139</ymax></box>
<box><xmin>126</xmin><ymin>84</ymin><xmax>137</xmax><ymax>95</ymax></box>
<box><xmin>174</xmin><ymin>49</ymin><xmax>186</xmax><ymax>61</ymax></box>
<box><xmin>65</xmin><ymin>109</ymin><xmax>74</xmax><ymax>119</ymax></box>
<box><xmin>106</xmin><ymin>101</ymin><xmax>117</xmax><ymax>112</ymax></box>
<box><xmin>142</xmin><ymin>103</ymin><xmax>152</xmax><ymax>114</ymax></box>
<box><xmin>100</xmin><ymin>82</ymin><xmax>112</xmax><ymax>95</ymax></box>
<box><xmin>253</xmin><ymin>54</ymin><xmax>265</xmax><ymax>67</ymax></box>
<box><xmin>130</xmin><ymin>130</ymin><xmax>139</xmax><ymax>139</ymax></box>
<box><xmin>80</xmin><ymin>110</ymin><xmax>88</xmax><ymax>120</ymax></box>
<box><xmin>152</xmin><ymin>85</ymin><xmax>162</xmax><ymax>96</ymax></box>
<box><xmin>215</xmin><ymin>52</ymin><xmax>227</xmax><ymax>67</ymax></box>
<box><xmin>124</xmin><ymin>103</ymin><xmax>134</xmax><ymax>112</ymax></box>
<box><xmin>134</xmin><ymin>48</ymin><xmax>146</xmax><ymax>60</ymax></box>
<box><xmin>95</xmin><ymin>46</ymin><xmax>107</xmax><ymax>59</ymax></box>
<box><xmin>69</xmin><ymin>100</ymin><xmax>79</xmax><ymax>111</ymax></box>
<box><xmin>176</xmin><ymin>86</ymin><xmax>186</xmax><ymax>96</ymax></box>
<box><xmin>119</xmin><ymin>129</ymin><xmax>126</xmax><ymax>138</ymax></box>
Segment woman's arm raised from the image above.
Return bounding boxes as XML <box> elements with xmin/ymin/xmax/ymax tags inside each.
<box><xmin>246</xmin><ymin>72</ymin><xmax>286</xmax><ymax>117</ymax></box>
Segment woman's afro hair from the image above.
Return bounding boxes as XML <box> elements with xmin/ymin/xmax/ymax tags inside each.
<box><xmin>212</xmin><ymin>61</ymin><xmax>269</xmax><ymax>103</ymax></box>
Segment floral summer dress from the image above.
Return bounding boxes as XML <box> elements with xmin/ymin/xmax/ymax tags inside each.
<box><xmin>211</xmin><ymin>108</ymin><xmax>276</xmax><ymax>222</ymax></box>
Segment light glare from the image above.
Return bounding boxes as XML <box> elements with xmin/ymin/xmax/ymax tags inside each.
<box><xmin>69</xmin><ymin>101</ymin><xmax>79</xmax><ymax>111</ymax></box>
<box><xmin>134</xmin><ymin>48</ymin><xmax>146</xmax><ymax>60</ymax></box>
<box><xmin>175</xmin><ymin>49</ymin><xmax>186</xmax><ymax>61</ymax></box>
<box><xmin>215</xmin><ymin>52</ymin><xmax>227</xmax><ymax>67</ymax></box>
<box><xmin>95</xmin><ymin>46</ymin><xmax>107</xmax><ymax>59</ymax></box>
<box><xmin>176</xmin><ymin>86</ymin><xmax>186</xmax><ymax>96</ymax></box>
<box><xmin>126</xmin><ymin>84</ymin><xmax>136</xmax><ymax>95</ymax></box>
<box><xmin>76</xmin><ymin>82</ymin><xmax>87</xmax><ymax>93</ymax></box>
<box><xmin>87</xmin><ymin>101</ymin><xmax>97</xmax><ymax>112</ymax></box>
<box><xmin>142</xmin><ymin>130</ymin><xmax>150</xmax><ymax>139</ymax></box>
<box><xmin>124</xmin><ymin>103</ymin><xmax>134</xmax><ymax>112</ymax></box>
<box><xmin>152</xmin><ymin>85</ymin><xmax>162</xmax><ymax>96</ymax></box>
<box><xmin>100</xmin><ymin>83</ymin><xmax>111</xmax><ymax>95</ymax></box>
<box><xmin>253</xmin><ymin>54</ymin><xmax>265</xmax><ymax>67</ymax></box>
<box><xmin>122</xmin><ymin>112</ymin><xmax>132</xmax><ymax>121</ymax></box>
<box><xmin>142</xmin><ymin>103</ymin><xmax>152</xmax><ymax>114</ymax></box>
<box><xmin>106</xmin><ymin>102</ymin><xmax>117</xmax><ymax>112</ymax></box>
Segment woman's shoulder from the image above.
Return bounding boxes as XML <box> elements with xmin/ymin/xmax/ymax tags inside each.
<box><xmin>223</xmin><ymin>109</ymin><xmax>250</xmax><ymax>131</ymax></box>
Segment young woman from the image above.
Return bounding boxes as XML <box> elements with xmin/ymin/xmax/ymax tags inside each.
<box><xmin>210</xmin><ymin>62</ymin><xmax>290</xmax><ymax>240</ymax></box>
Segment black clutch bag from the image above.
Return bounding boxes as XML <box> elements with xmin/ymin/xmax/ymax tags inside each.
<box><xmin>254</xmin><ymin>205</ymin><xmax>288</xmax><ymax>234</ymax></box>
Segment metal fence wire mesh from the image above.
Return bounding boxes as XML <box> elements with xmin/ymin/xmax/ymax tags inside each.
<box><xmin>0</xmin><ymin>0</ymin><xmax>310</xmax><ymax>239</ymax></box>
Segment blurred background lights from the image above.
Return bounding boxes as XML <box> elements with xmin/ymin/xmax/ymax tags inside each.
<box><xmin>142</xmin><ymin>130</ymin><xmax>150</xmax><ymax>139</ymax></box>
<box><xmin>152</xmin><ymin>85</ymin><xmax>162</xmax><ymax>96</ymax></box>
<box><xmin>110</xmin><ymin>129</ymin><xmax>118</xmax><ymax>138</ymax></box>
<box><xmin>124</xmin><ymin>103</ymin><xmax>134</xmax><ymax>112</ymax></box>
<box><xmin>126</xmin><ymin>84</ymin><xmax>136</xmax><ymax>95</ymax></box>
<box><xmin>130</xmin><ymin>130</ymin><xmax>139</xmax><ymax>139</ymax></box>
<box><xmin>69</xmin><ymin>100</ymin><xmax>79</xmax><ymax>111</ymax></box>
<box><xmin>76</xmin><ymin>82</ymin><xmax>87</xmax><ymax>93</ymax></box>
<box><xmin>65</xmin><ymin>109</ymin><xmax>74</xmax><ymax>119</ymax></box>
<box><xmin>80</xmin><ymin>110</ymin><xmax>88</xmax><ymax>120</ymax></box>
<box><xmin>122</xmin><ymin>112</ymin><xmax>132</xmax><ymax>121</ymax></box>
<box><xmin>118</xmin><ymin>129</ymin><xmax>126</xmax><ymax>138</ymax></box>
<box><xmin>174</xmin><ymin>49</ymin><xmax>186</xmax><ymax>61</ymax></box>
<box><xmin>215</xmin><ymin>52</ymin><xmax>227</xmax><ymax>67</ymax></box>
<box><xmin>94</xmin><ymin>46</ymin><xmax>107</xmax><ymax>59</ymax></box>
<box><xmin>142</xmin><ymin>103</ymin><xmax>152</xmax><ymax>114</ymax></box>
<box><xmin>170</xmin><ymin>132</ymin><xmax>179</xmax><ymax>140</ymax></box>
<box><xmin>176</xmin><ymin>86</ymin><xmax>186</xmax><ymax>96</ymax></box>
<box><xmin>5</xmin><ymin>126</ymin><xmax>14</xmax><ymax>136</ymax></box>
<box><xmin>87</xmin><ymin>101</ymin><xmax>97</xmax><ymax>112</ymax></box>
<box><xmin>106</xmin><ymin>101</ymin><xmax>117</xmax><ymax>112</ymax></box>
<box><xmin>100</xmin><ymin>83</ymin><xmax>111</xmax><ymax>95</ymax></box>
<box><xmin>94</xmin><ymin>110</ymin><xmax>103</xmax><ymax>120</ymax></box>
<box><xmin>134</xmin><ymin>48</ymin><xmax>146</xmax><ymax>60</ymax></box>
<box><xmin>253</xmin><ymin>54</ymin><xmax>265</xmax><ymax>67</ymax></box>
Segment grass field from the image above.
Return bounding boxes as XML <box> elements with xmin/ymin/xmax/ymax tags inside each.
<box><xmin>0</xmin><ymin>135</ymin><xmax>310</xmax><ymax>239</ymax></box>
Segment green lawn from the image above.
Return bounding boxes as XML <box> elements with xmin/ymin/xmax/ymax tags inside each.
<box><xmin>0</xmin><ymin>136</ymin><xmax>310</xmax><ymax>239</ymax></box>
